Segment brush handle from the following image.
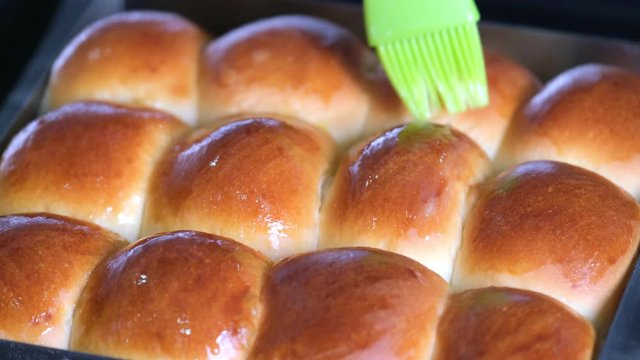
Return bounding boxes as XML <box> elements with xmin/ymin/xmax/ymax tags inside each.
<box><xmin>364</xmin><ymin>0</ymin><xmax>480</xmax><ymax>46</ymax></box>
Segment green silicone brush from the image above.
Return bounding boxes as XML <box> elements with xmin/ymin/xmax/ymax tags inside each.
<box><xmin>365</xmin><ymin>0</ymin><xmax>489</xmax><ymax>120</ymax></box>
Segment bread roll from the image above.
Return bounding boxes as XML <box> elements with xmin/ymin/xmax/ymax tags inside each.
<box><xmin>71</xmin><ymin>230</ymin><xmax>270</xmax><ymax>359</ymax></box>
<box><xmin>250</xmin><ymin>247</ymin><xmax>447</xmax><ymax>359</ymax></box>
<box><xmin>320</xmin><ymin>123</ymin><xmax>489</xmax><ymax>281</ymax></box>
<box><xmin>44</xmin><ymin>11</ymin><xmax>206</xmax><ymax>124</ymax></box>
<box><xmin>0</xmin><ymin>213</ymin><xmax>125</xmax><ymax>349</ymax></box>
<box><xmin>454</xmin><ymin>160</ymin><xmax>640</xmax><ymax>327</ymax></box>
<box><xmin>199</xmin><ymin>15</ymin><xmax>380</xmax><ymax>145</ymax></box>
<box><xmin>497</xmin><ymin>64</ymin><xmax>640</xmax><ymax>196</ymax></box>
<box><xmin>0</xmin><ymin>101</ymin><xmax>185</xmax><ymax>240</ymax></box>
<box><xmin>142</xmin><ymin>117</ymin><xmax>334</xmax><ymax>259</ymax></box>
<box><xmin>434</xmin><ymin>287</ymin><xmax>595</xmax><ymax>360</ymax></box>
<box><xmin>364</xmin><ymin>50</ymin><xmax>541</xmax><ymax>158</ymax></box>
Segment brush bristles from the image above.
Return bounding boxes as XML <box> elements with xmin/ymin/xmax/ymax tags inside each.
<box><xmin>377</xmin><ymin>22</ymin><xmax>488</xmax><ymax>121</ymax></box>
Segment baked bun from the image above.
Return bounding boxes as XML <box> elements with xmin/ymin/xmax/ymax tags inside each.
<box><xmin>44</xmin><ymin>11</ymin><xmax>206</xmax><ymax>124</ymax></box>
<box><xmin>142</xmin><ymin>117</ymin><xmax>334</xmax><ymax>259</ymax></box>
<box><xmin>320</xmin><ymin>123</ymin><xmax>489</xmax><ymax>281</ymax></box>
<box><xmin>434</xmin><ymin>287</ymin><xmax>595</xmax><ymax>360</ymax></box>
<box><xmin>364</xmin><ymin>50</ymin><xmax>541</xmax><ymax>158</ymax></box>
<box><xmin>250</xmin><ymin>247</ymin><xmax>447</xmax><ymax>359</ymax></box>
<box><xmin>71</xmin><ymin>230</ymin><xmax>270</xmax><ymax>359</ymax></box>
<box><xmin>199</xmin><ymin>15</ymin><xmax>380</xmax><ymax>144</ymax></box>
<box><xmin>0</xmin><ymin>101</ymin><xmax>185</xmax><ymax>240</ymax></box>
<box><xmin>432</xmin><ymin>50</ymin><xmax>541</xmax><ymax>158</ymax></box>
<box><xmin>497</xmin><ymin>64</ymin><xmax>640</xmax><ymax>196</ymax></box>
<box><xmin>454</xmin><ymin>161</ymin><xmax>640</xmax><ymax>327</ymax></box>
<box><xmin>0</xmin><ymin>213</ymin><xmax>125</xmax><ymax>348</ymax></box>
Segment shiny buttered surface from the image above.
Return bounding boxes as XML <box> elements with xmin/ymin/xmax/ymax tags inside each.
<box><xmin>142</xmin><ymin>117</ymin><xmax>334</xmax><ymax>259</ymax></box>
<box><xmin>250</xmin><ymin>247</ymin><xmax>447</xmax><ymax>359</ymax></box>
<box><xmin>497</xmin><ymin>64</ymin><xmax>640</xmax><ymax>196</ymax></box>
<box><xmin>1</xmin><ymin>8</ymin><xmax>639</xmax><ymax>360</ymax></box>
<box><xmin>434</xmin><ymin>287</ymin><xmax>595</xmax><ymax>360</ymax></box>
<box><xmin>0</xmin><ymin>101</ymin><xmax>186</xmax><ymax>241</ymax></box>
<box><xmin>0</xmin><ymin>214</ymin><xmax>126</xmax><ymax>349</ymax></box>
<box><xmin>320</xmin><ymin>122</ymin><xmax>489</xmax><ymax>281</ymax></box>
<box><xmin>453</xmin><ymin>160</ymin><xmax>640</xmax><ymax>329</ymax></box>
<box><xmin>71</xmin><ymin>231</ymin><xmax>270</xmax><ymax>359</ymax></box>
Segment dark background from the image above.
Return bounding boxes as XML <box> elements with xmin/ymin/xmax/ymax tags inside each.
<box><xmin>2</xmin><ymin>0</ymin><xmax>640</xmax><ymax>106</ymax></box>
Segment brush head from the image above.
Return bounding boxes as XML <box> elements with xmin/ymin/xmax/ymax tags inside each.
<box><xmin>365</xmin><ymin>0</ymin><xmax>489</xmax><ymax>120</ymax></box>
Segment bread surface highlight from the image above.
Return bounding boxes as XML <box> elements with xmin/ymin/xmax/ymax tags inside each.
<box><xmin>434</xmin><ymin>287</ymin><xmax>595</xmax><ymax>360</ymax></box>
<box><xmin>497</xmin><ymin>64</ymin><xmax>640</xmax><ymax>197</ymax></box>
<box><xmin>454</xmin><ymin>160</ymin><xmax>640</xmax><ymax>328</ymax></box>
<box><xmin>251</xmin><ymin>247</ymin><xmax>448</xmax><ymax>360</ymax></box>
<box><xmin>321</xmin><ymin>122</ymin><xmax>489</xmax><ymax>281</ymax></box>
<box><xmin>45</xmin><ymin>11</ymin><xmax>206</xmax><ymax>124</ymax></box>
<box><xmin>71</xmin><ymin>230</ymin><xmax>270</xmax><ymax>360</ymax></box>
<box><xmin>142</xmin><ymin>116</ymin><xmax>334</xmax><ymax>259</ymax></box>
<box><xmin>0</xmin><ymin>101</ymin><xmax>185</xmax><ymax>240</ymax></box>
<box><xmin>0</xmin><ymin>213</ymin><xmax>125</xmax><ymax>348</ymax></box>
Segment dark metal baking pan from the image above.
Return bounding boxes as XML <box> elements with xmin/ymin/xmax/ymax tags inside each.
<box><xmin>2</xmin><ymin>0</ymin><xmax>640</xmax><ymax>358</ymax></box>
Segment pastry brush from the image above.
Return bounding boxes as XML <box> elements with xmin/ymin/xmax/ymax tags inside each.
<box><xmin>364</xmin><ymin>0</ymin><xmax>489</xmax><ymax>120</ymax></box>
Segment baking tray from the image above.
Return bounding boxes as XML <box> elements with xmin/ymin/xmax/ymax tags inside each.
<box><xmin>2</xmin><ymin>0</ymin><xmax>640</xmax><ymax>358</ymax></box>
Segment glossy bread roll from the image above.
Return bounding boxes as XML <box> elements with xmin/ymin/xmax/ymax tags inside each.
<box><xmin>199</xmin><ymin>15</ymin><xmax>380</xmax><ymax>144</ymax></box>
<box><xmin>0</xmin><ymin>213</ymin><xmax>125</xmax><ymax>348</ymax></box>
<box><xmin>44</xmin><ymin>11</ymin><xmax>206</xmax><ymax>124</ymax></box>
<box><xmin>321</xmin><ymin>123</ymin><xmax>489</xmax><ymax>281</ymax></box>
<box><xmin>71</xmin><ymin>231</ymin><xmax>270</xmax><ymax>359</ymax></box>
<box><xmin>142</xmin><ymin>117</ymin><xmax>334</xmax><ymax>259</ymax></box>
<box><xmin>364</xmin><ymin>50</ymin><xmax>541</xmax><ymax>158</ymax></box>
<box><xmin>250</xmin><ymin>247</ymin><xmax>447</xmax><ymax>359</ymax></box>
<box><xmin>0</xmin><ymin>101</ymin><xmax>185</xmax><ymax>240</ymax></box>
<box><xmin>497</xmin><ymin>64</ymin><xmax>640</xmax><ymax>196</ymax></box>
<box><xmin>434</xmin><ymin>287</ymin><xmax>595</xmax><ymax>360</ymax></box>
<box><xmin>454</xmin><ymin>161</ymin><xmax>640</xmax><ymax>327</ymax></box>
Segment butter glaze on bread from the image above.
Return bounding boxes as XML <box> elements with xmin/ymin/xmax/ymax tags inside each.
<box><xmin>71</xmin><ymin>230</ymin><xmax>270</xmax><ymax>360</ymax></box>
<box><xmin>0</xmin><ymin>213</ymin><xmax>125</xmax><ymax>348</ymax></box>
<box><xmin>251</xmin><ymin>247</ymin><xmax>447</xmax><ymax>359</ymax></box>
<box><xmin>199</xmin><ymin>15</ymin><xmax>381</xmax><ymax>144</ymax></box>
<box><xmin>0</xmin><ymin>101</ymin><xmax>185</xmax><ymax>240</ymax></box>
<box><xmin>44</xmin><ymin>11</ymin><xmax>206</xmax><ymax>124</ymax></box>
<box><xmin>454</xmin><ymin>160</ymin><xmax>640</xmax><ymax>328</ymax></box>
<box><xmin>434</xmin><ymin>287</ymin><xmax>595</xmax><ymax>360</ymax></box>
<box><xmin>142</xmin><ymin>117</ymin><xmax>334</xmax><ymax>259</ymax></box>
<box><xmin>497</xmin><ymin>64</ymin><xmax>640</xmax><ymax>196</ymax></box>
<box><xmin>320</xmin><ymin>123</ymin><xmax>489</xmax><ymax>281</ymax></box>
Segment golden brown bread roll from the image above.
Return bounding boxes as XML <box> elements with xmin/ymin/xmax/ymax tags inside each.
<box><xmin>199</xmin><ymin>15</ymin><xmax>386</xmax><ymax>145</ymax></box>
<box><xmin>320</xmin><ymin>123</ymin><xmax>489</xmax><ymax>281</ymax></box>
<box><xmin>142</xmin><ymin>116</ymin><xmax>334</xmax><ymax>259</ymax></box>
<box><xmin>71</xmin><ymin>230</ymin><xmax>270</xmax><ymax>359</ymax></box>
<box><xmin>0</xmin><ymin>101</ymin><xmax>185</xmax><ymax>240</ymax></box>
<box><xmin>0</xmin><ymin>213</ymin><xmax>125</xmax><ymax>349</ymax></box>
<box><xmin>434</xmin><ymin>287</ymin><xmax>595</xmax><ymax>360</ymax></box>
<box><xmin>44</xmin><ymin>11</ymin><xmax>207</xmax><ymax>124</ymax></box>
<box><xmin>497</xmin><ymin>64</ymin><xmax>640</xmax><ymax>196</ymax></box>
<box><xmin>364</xmin><ymin>50</ymin><xmax>541</xmax><ymax>158</ymax></box>
<box><xmin>250</xmin><ymin>247</ymin><xmax>447</xmax><ymax>359</ymax></box>
<box><xmin>454</xmin><ymin>160</ymin><xmax>640</xmax><ymax>328</ymax></box>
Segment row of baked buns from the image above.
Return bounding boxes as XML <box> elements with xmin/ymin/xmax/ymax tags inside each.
<box><xmin>41</xmin><ymin>10</ymin><xmax>542</xmax><ymax>158</ymax></box>
<box><xmin>0</xmin><ymin>213</ymin><xmax>594</xmax><ymax>359</ymax></box>
<box><xmin>1</xmin><ymin>99</ymin><xmax>638</xmax><ymax>339</ymax></box>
